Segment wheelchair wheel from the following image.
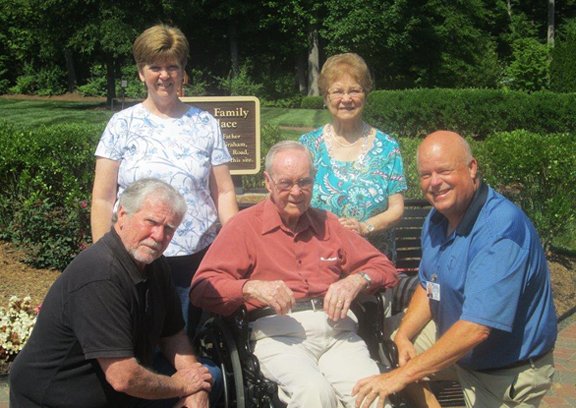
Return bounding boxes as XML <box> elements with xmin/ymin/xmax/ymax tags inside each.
<box><xmin>195</xmin><ymin>316</ymin><xmax>246</xmax><ymax>408</ymax></box>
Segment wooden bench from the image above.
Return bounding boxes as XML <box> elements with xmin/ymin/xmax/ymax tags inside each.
<box><xmin>394</xmin><ymin>198</ymin><xmax>432</xmax><ymax>275</ymax></box>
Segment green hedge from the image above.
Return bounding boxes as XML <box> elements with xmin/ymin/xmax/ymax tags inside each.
<box><xmin>364</xmin><ymin>89</ymin><xmax>576</xmax><ymax>139</ymax></box>
<box><xmin>0</xmin><ymin>121</ymin><xmax>102</xmax><ymax>269</ymax></box>
<box><xmin>0</xmin><ymin>119</ymin><xmax>574</xmax><ymax>270</ymax></box>
<box><xmin>300</xmin><ymin>96</ymin><xmax>324</xmax><ymax>109</ymax></box>
<box><xmin>299</xmin><ymin>89</ymin><xmax>576</xmax><ymax>140</ymax></box>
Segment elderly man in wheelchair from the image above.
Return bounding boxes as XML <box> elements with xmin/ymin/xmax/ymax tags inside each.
<box><xmin>190</xmin><ymin>141</ymin><xmax>399</xmax><ymax>408</ymax></box>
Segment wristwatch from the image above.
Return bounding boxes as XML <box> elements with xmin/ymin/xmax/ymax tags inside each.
<box><xmin>363</xmin><ymin>222</ymin><xmax>375</xmax><ymax>235</ymax></box>
<box><xmin>358</xmin><ymin>272</ymin><xmax>372</xmax><ymax>289</ymax></box>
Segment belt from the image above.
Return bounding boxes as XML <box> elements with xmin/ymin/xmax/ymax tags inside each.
<box><xmin>477</xmin><ymin>350</ymin><xmax>552</xmax><ymax>373</ymax></box>
<box><xmin>247</xmin><ymin>297</ymin><xmax>324</xmax><ymax>322</ymax></box>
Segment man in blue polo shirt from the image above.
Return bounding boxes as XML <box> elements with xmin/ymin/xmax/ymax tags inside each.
<box><xmin>353</xmin><ymin>130</ymin><xmax>557</xmax><ymax>408</ymax></box>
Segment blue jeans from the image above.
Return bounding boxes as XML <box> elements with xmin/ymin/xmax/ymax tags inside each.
<box><xmin>174</xmin><ymin>285</ymin><xmax>203</xmax><ymax>336</ymax></box>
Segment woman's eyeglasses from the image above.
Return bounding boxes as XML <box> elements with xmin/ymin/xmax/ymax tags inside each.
<box><xmin>327</xmin><ymin>88</ymin><xmax>364</xmax><ymax>101</ymax></box>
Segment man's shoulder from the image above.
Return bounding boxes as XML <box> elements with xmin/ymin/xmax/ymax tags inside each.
<box><xmin>474</xmin><ymin>187</ymin><xmax>540</xmax><ymax>246</ymax></box>
<box><xmin>235</xmin><ymin>199</ymin><xmax>266</xmax><ymax>218</ymax></box>
<box><xmin>220</xmin><ymin>200</ymin><xmax>267</xmax><ymax>232</ymax></box>
<box><xmin>481</xmin><ymin>188</ymin><xmax>527</xmax><ymax>226</ymax></box>
<box><xmin>61</xmin><ymin>235</ymin><xmax>121</xmax><ymax>285</ymax></box>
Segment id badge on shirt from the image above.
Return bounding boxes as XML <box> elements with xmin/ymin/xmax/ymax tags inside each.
<box><xmin>425</xmin><ymin>275</ymin><xmax>441</xmax><ymax>301</ymax></box>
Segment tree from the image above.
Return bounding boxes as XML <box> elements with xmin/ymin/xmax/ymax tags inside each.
<box><xmin>0</xmin><ymin>0</ymin><xmax>36</xmax><ymax>93</ymax></box>
<box><xmin>3</xmin><ymin>0</ymin><xmax>576</xmax><ymax>98</ymax></box>
<box><xmin>504</xmin><ymin>38</ymin><xmax>550</xmax><ymax>91</ymax></box>
<box><xmin>550</xmin><ymin>18</ymin><xmax>576</xmax><ymax>91</ymax></box>
<box><xmin>261</xmin><ymin>0</ymin><xmax>328</xmax><ymax>95</ymax></box>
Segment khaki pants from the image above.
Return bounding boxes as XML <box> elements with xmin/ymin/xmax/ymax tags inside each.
<box><xmin>457</xmin><ymin>352</ymin><xmax>554</xmax><ymax>408</ymax></box>
<box><xmin>250</xmin><ymin>310</ymin><xmax>391</xmax><ymax>408</ymax></box>
<box><xmin>394</xmin><ymin>318</ymin><xmax>555</xmax><ymax>407</ymax></box>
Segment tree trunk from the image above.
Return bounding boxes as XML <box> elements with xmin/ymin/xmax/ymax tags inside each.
<box><xmin>63</xmin><ymin>49</ymin><xmax>77</xmax><ymax>93</ymax></box>
<box><xmin>296</xmin><ymin>52</ymin><xmax>307</xmax><ymax>95</ymax></box>
<box><xmin>506</xmin><ymin>0</ymin><xmax>513</xmax><ymax>22</ymax></box>
<box><xmin>307</xmin><ymin>28</ymin><xmax>320</xmax><ymax>96</ymax></box>
<box><xmin>106</xmin><ymin>59</ymin><xmax>117</xmax><ymax>106</ymax></box>
<box><xmin>229</xmin><ymin>23</ymin><xmax>239</xmax><ymax>75</ymax></box>
<box><xmin>548</xmin><ymin>0</ymin><xmax>555</xmax><ymax>46</ymax></box>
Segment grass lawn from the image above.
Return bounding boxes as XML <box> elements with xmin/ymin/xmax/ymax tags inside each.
<box><xmin>0</xmin><ymin>98</ymin><xmax>330</xmax><ymax>131</ymax></box>
<box><xmin>261</xmin><ymin>107</ymin><xmax>330</xmax><ymax>129</ymax></box>
<box><xmin>0</xmin><ymin>98</ymin><xmax>113</xmax><ymax>127</ymax></box>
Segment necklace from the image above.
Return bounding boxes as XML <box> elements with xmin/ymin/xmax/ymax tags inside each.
<box><xmin>330</xmin><ymin>132</ymin><xmax>364</xmax><ymax>148</ymax></box>
<box><xmin>324</xmin><ymin>123</ymin><xmax>371</xmax><ymax>180</ymax></box>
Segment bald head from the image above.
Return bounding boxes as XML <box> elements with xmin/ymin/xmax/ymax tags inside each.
<box><xmin>417</xmin><ymin>130</ymin><xmax>479</xmax><ymax>230</ymax></box>
<box><xmin>417</xmin><ymin>131</ymin><xmax>473</xmax><ymax>168</ymax></box>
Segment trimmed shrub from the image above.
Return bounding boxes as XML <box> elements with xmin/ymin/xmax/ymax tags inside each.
<box><xmin>9</xmin><ymin>64</ymin><xmax>66</xmax><ymax>96</ymax></box>
<box><xmin>300</xmin><ymin>96</ymin><xmax>324</xmax><ymax>109</ymax></box>
<box><xmin>479</xmin><ymin>131</ymin><xmax>576</xmax><ymax>250</ymax></box>
<box><xmin>240</xmin><ymin>124</ymin><xmax>285</xmax><ymax>190</ymax></box>
<box><xmin>365</xmin><ymin>89</ymin><xmax>576</xmax><ymax>139</ymax></box>
<box><xmin>0</xmin><ymin>122</ymin><xmax>101</xmax><ymax>269</ymax></box>
<box><xmin>503</xmin><ymin>38</ymin><xmax>550</xmax><ymax>92</ymax></box>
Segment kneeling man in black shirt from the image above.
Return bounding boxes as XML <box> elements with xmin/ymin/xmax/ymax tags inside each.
<box><xmin>10</xmin><ymin>178</ymin><xmax>218</xmax><ymax>408</ymax></box>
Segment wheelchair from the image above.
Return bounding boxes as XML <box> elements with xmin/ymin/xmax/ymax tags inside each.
<box><xmin>193</xmin><ymin>274</ymin><xmax>419</xmax><ymax>408</ymax></box>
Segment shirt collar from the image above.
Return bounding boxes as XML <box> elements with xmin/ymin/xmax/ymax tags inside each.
<box><xmin>260</xmin><ymin>197</ymin><xmax>322</xmax><ymax>236</ymax></box>
<box><xmin>105</xmin><ymin>228</ymin><xmax>151</xmax><ymax>284</ymax></box>
<box><xmin>431</xmin><ymin>181</ymin><xmax>489</xmax><ymax>236</ymax></box>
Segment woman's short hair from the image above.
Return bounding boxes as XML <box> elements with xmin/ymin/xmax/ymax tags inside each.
<box><xmin>133</xmin><ymin>24</ymin><xmax>189</xmax><ymax>69</ymax></box>
<box><xmin>318</xmin><ymin>53</ymin><xmax>373</xmax><ymax>96</ymax></box>
<box><xmin>264</xmin><ymin>141</ymin><xmax>315</xmax><ymax>177</ymax></box>
<box><xmin>118</xmin><ymin>178</ymin><xmax>187</xmax><ymax>220</ymax></box>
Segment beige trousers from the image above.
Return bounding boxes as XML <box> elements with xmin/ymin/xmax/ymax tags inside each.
<box><xmin>250</xmin><ymin>310</ymin><xmax>391</xmax><ymax>408</ymax></box>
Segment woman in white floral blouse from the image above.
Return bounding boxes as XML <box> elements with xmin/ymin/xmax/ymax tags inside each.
<box><xmin>91</xmin><ymin>24</ymin><xmax>238</xmax><ymax>332</ymax></box>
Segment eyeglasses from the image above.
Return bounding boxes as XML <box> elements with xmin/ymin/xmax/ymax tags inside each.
<box><xmin>271</xmin><ymin>177</ymin><xmax>314</xmax><ymax>192</ymax></box>
<box><xmin>327</xmin><ymin>88</ymin><xmax>364</xmax><ymax>101</ymax></box>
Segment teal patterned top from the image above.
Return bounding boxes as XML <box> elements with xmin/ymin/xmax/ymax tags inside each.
<box><xmin>300</xmin><ymin>126</ymin><xmax>407</xmax><ymax>260</ymax></box>
<box><xmin>300</xmin><ymin>126</ymin><xmax>407</xmax><ymax>220</ymax></box>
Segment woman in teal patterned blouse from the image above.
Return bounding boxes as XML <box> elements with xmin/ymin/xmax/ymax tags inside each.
<box><xmin>300</xmin><ymin>53</ymin><xmax>406</xmax><ymax>260</ymax></box>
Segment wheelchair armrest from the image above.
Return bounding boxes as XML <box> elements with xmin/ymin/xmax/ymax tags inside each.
<box><xmin>368</xmin><ymin>275</ymin><xmax>419</xmax><ymax>371</ymax></box>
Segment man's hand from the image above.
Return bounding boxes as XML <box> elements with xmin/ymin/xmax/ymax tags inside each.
<box><xmin>394</xmin><ymin>334</ymin><xmax>418</xmax><ymax>367</ymax></box>
<box><xmin>353</xmin><ymin>371</ymin><xmax>407</xmax><ymax>408</ymax></box>
<box><xmin>243</xmin><ymin>280</ymin><xmax>295</xmax><ymax>314</ymax></box>
<box><xmin>171</xmin><ymin>363</ymin><xmax>212</xmax><ymax>395</ymax></box>
<box><xmin>174</xmin><ymin>390</ymin><xmax>210</xmax><ymax>408</ymax></box>
<box><xmin>324</xmin><ymin>274</ymin><xmax>366</xmax><ymax>321</ymax></box>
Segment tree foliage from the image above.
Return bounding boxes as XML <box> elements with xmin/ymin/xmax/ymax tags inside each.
<box><xmin>550</xmin><ymin>18</ymin><xmax>576</xmax><ymax>92</ymax></box>
<box><xmin>1</xmin><ymin>0</ymin><xmax>575</xmax><ymax>99</ymax></box>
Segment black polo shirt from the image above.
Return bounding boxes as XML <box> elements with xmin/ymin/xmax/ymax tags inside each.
<box><xmin>9</xmin><ymin>229</ymin><xmax>184</xmax><ymax>407</ymax></box>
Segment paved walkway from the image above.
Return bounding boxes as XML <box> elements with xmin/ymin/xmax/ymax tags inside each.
<box><xmin>540</xmin><ymin>311</ymin><xmax>576</xmax><ymax>407</ymax></box>
<box><xmin>1</xmin><ymin>314</ymin><xmax>574</xmax><ymax>408</ymax></box>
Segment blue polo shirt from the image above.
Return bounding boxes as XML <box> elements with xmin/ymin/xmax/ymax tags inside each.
<box><xmin>419</xmin><ymin>182</ymin><xmax>557</xmax><ymax>370</ymax></box>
